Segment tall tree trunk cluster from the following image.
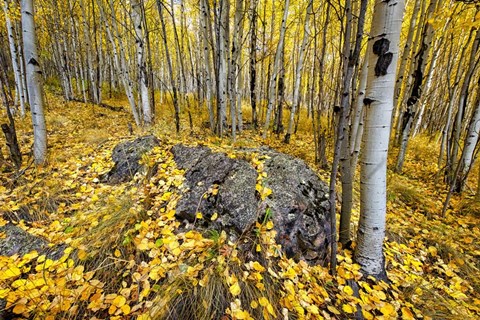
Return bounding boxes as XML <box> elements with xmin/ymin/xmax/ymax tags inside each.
<box><xmin>2</xmin><ymin>0</ymin><xmax>480</xmax><ymax>278</ymax></box>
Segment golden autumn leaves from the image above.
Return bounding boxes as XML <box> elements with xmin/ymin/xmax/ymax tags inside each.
<box><xmin>2</xmin><ymin>97</ymin><xmax>480</xmax><ymax>319</ymax></box>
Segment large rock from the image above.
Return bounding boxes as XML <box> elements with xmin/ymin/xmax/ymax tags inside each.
<box><xmin>0</xmin><ymin>223</ymin><xmax>65</xmax><ymax>259</ymax></box>
<box><xmin>0</xmin><ymin>223</ymin><xmax>48</xmax><ymax>256</ymax></box>
<box><xmin>102</xmin><ymin>135</ymin><xmax>160</xmax><ymax>184</ymax></box>
<box><xmin>171</xmin><ymin>144</ymin><xmax>331</xmax><ymax>265</ymax></box>
<box><xmin>172</xmin><ymin>145</ymin><xmax>258</xmax><ymax>233</ymax></box>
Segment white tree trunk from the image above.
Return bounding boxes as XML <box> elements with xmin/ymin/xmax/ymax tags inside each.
<box><xmin>4</xmin><ymin>0</ymin><xmax>26</xmax><ymax>116</ymax></box>
<box><xmin>263</xmin><ymin>0</ymin><xmax>289</xmax><ymax>138</ymax></box>
<box><xmin>132</xmin><ymin>0</ymin><xmax>152</xmax><ymax>125</ymax></box>
<box><xmin>284</xmin><ymin>0</ymin><xmax>312</xmax><ymax>144</ymax></box>
<box><xmin>229</xmin><ymin>0</ymin><xmax>244</xmax><ymax>140</ymax></box>
<box><xmin>200</xmin><ymin>0</ymin><xmax>215</xmax><ymax>131</ymax></box>
<box><xmin>100</xmin><ymin>0</ymin><xmax>141</xmax><ymax>126</ymax></box>
<box><xmin>216</xmin><ymin>0</ymin><xmax>229</xmax><ymax>137</ymax></box>
<box><xmin>21</xmin><ymin>0</ymin><xmax>47</xmax><ymax>165</ymax></box>
<box><xmin>462</xmin><ymin>98</ymin><xmax>480</xmax><ymax>177</ymax></box>
<box><xmin>355</xmin><ymin>0</ymin><xmax>405</xmax><ymax>277</ymax></box>
<box><xmin>80</xmin><ymin>0</ymin><xmax>99</xmax><ymax>104</ymax></box>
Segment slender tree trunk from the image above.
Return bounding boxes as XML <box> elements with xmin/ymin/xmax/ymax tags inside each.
<box><xmin>229</xmin><ymin>0</ymin><xmax>244</xmax><ymax>141</ymax></box>
<box><xmin>395</xmin><ymin>0</ymin><xmax>439</xmax><ymax>173</ymax></box>
<box><xmin>4</xmin><ymin>0</ymin><xmax>26</xmax><ymax>116</ymax></box>
<box><xmin>132</xmin><ymin>0</ymin><xmax>152</xmax><ymax>125</ymax></box>
<box><xmin>456</xmin><ymin>82</ymin><xmax>480</xmax><ymax>191</ymax></box>
<box><xmin>157</xmin><ymin>0</ymin><xmax>180</xmax><ymax>133</ymax></box>
<box><xmin>215</xmin><ymin>0</ymin><xmax>229</xmax><ymax>137</ymax></box>
<box><xmin>80</xmin><ymin>0</ymin><xmax>99</xmax><ymax>104</ymax></box>
<box><xmin>100</xmin><ymin>0</ymin><xmax>141</xmax><ymax>126</ymax></box>
<box><xmin>449</xmin><ymin>27</ymin><xmax>480</xmax><ymax>183</ymax></box>
<box><xmin>0</xmin><ymin>48</ymin><xmax>22</xmax><ymax>169</ymax></box>
<box><xmin>249</xmin><ymin>0</ymin><xmax>258</xmax><ymax>129</ymax></box>
<box><xmin>263</xmin><ymin>0</ymin><xmax>289</xmax><ymax>138</ymax></box>
<box><xmin>354</xmin><ymin>0</ymin><xmax>405</xmax><ymax>278</ymax></box>
<box><xmin>339</xmin><ymin>55</ymin><xmax>368</xmax><ymax>246</ymax></box>
<box><xmin>334</xmin><ymin>0</ymin><xmax>368</xmax><ymax>252</ymax></box>
<box><xmin>200</xmin><ymin>0</ymin><xmax>215</xmax><ymax>131</ymax></box>
<box><xmin>392</xmin><ymin>0</ymin><xmax>421</xmax><ymax>123</ymax></box>
<box><xmin>21</xmin><ymin>0</ymin><xmax>47</xmax><ymax>165</ymax></box>
<box><xmin>284</xmin><ymin>0</ymin><xmax>312</xmax><ymax>144</ymax></box>
<box><xmin>439</xmin><ymin>32</ymin><xmax>471</xmax><ymax>168</ymax></box>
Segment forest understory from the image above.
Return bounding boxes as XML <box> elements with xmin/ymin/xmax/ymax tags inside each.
<box><xmin>1</xmin><ymin>93</ymin><xmax>480</xmax><ymax>319</ymax></box>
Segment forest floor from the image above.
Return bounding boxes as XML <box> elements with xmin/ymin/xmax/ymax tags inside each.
<box><xmin>1</xmin><ymin>93</ymin><xmax>480</xmax><ymax>319</ymax></box>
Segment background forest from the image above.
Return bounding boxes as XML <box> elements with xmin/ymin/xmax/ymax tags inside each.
<box><xmin>1</xmin><ymin>0</ymin><xmax>480</xmax><ymax>319</ymax></box>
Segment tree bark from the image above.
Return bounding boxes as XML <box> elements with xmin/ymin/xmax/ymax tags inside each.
<box><xmin>284</xmin><ymin>0</ymin><xmax>312</xmax><ymax>144</ymax></box>
<box><xmin>132</xmin><ymin>0</ymin><xmax>152</xmax><ymax>125</ymax></box>
<box><xmin>21</xmin><ymin>0</ymin><xmax>47</xmax><ymax>165</ymax></box>
<box><xmin>354</xmin><ymin>0</ymin><xmax>405</xmax><ymax>278</ymax></box>
<box><xmin>4</xmin><ymin>0</ymin><xmax>26</xmax><ymax>117</ymax></box>
<box><xmin>395</xmin><ymin>0</ymin><xmax>438</xmax><ymax>173</ymax></box>
<box><xmin>263</xmin><ymin>0</ymin><xmax>289</xmax><ymax>138</ymax></box>
<box><xmin>157</xmin><ymin>0</ymin><xmax>180</xmax><ymax>133</ymax></box>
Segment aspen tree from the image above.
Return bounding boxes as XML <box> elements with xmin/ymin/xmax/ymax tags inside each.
<box><xmin>132</xmin><ymin>0</ymin><xmax>152</xmax><ymax>125</ymax></box>
<box><xmin>21</xmin><ymin>0</ymin><xmax>47</xmax><ymax>165</ymax></box>
<box><xmin>200</xmin><ymin>0</ymin><xmax>215</xmax><ymax>131</ymax></box>
<box><xmin>355</xmin><ymin>0</ymin><xmax>405</xmax><ymax>278</ymax></box>
<box><xmin>3</xmin><ymin>0</ymin><xmax>26</xmax><ymax>116</ymax></box>
<box><xmin>396</xmin><ymin>0</ymin><xmax>439</xmax><ymax>173</ymax></box>
<box><xmin>263</xmin><ymin>0</ymin><xmax>289</xmax><ymax>139</ymax></box>
<box><xmin>249</xmin><ymin>0</ymin><xmax>258</xmax><ymax>129</ymax></box>
<box><xmin>156</xmin><ymin>0</ymin><xmax>180</xmax><ymax>133</ymax></box>
<box><xmin>284</xmin><ymin>0</ymin><xmax>313</xmax><ymax>144</ymax></box>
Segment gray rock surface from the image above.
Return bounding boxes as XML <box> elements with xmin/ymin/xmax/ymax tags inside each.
<box><xmin>261</xmin><ymin>148</ymin><xmax>331</xmax><ymax>264</ymax></box>
<box><xmin>172</xmin><ymin>145</ymin><xmax>258</xmax><ymax>233</ymax></box>
<box><xmin>171</xmin><ymin>144</ymin><xmax>331</xmax><ymax>265</ymax></box>
<box><xmin>0</xmin><ymin>223</ymin><xmax>48</xmax><ymax>256</ymax></box>
<box><xmin>0</xmin><ymin>224</ymin><xmax>65</xmax><ymax>260</ymax></box>
<box><xmin>102</xmin><ymin>135</ymin><xmax>160</xmax><ymax>184</ymax></box>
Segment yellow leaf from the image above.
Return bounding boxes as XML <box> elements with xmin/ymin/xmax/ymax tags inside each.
<box><xmin>232</xmin><ymin>309</ymin><xmax>250</xmax><ymax>319</ymax></box>
<box><xmin>114</xmin><ymin>249</ymin><xmax>121</xmax><ymax>257</ymax></box>
<box><xmin>137</xmin><ymin>241</ymin><xmax>149</xmax><ymax>251</ymax></box>
<box><xmin>307</xmin><ymin>305</ymin><xmax>319</xmax><ymax>315</ymax></box>
<box><xmin>362</xmin><ymin>310</ymin><xmax>374</xmax><ymax>320</ymax></box>
<box><xmin>13</xmin><ymin>303</ymin><xmax>27</xmax><ymax>314</ymax></box>
<box><xmin>380</xmin><ymin>303</ymin><xmax>396</xmax><ymax>316</ymax></box>
<box><xmin>259</xmin><ymin>297</ymin><xmax>269</xmax><ymax>307</ymax></box>
<box><xmin>196</xmin><ymin>212</ymin><xmax>203</xmax><ymax>219</ymax></box>
<box><xmin>401</xmin><ymin>307</ymin><xmax>415</xmax><ymax>320</ymax></box>
<box><xmin>112</xmin><ymin>295</ymin><xmax>127</xmax><ymax>308</ymax></box>
<box><xmin>211</xmin><ymin>212</ymin><xmax>218</xmax><ymax>221</ymax></box>
<box><xmin>108</xmin><ymin>305</ymin><xmax>117</xmax><ymax>315</ymax></box>
<box><xmin>282</xmin><ymin>268</ymin><xmax>296</xmax><ymax>280</ymax></box>
<box><xmin>78</xmin><ymin>249</ymin><xmax>88</xmax><ymax>261</ymax></box>
<box><xmin>0</xmin><ymin>266</ymin><xmax>21</xmax><ymax>280</ymax></box>
<box><xmin>342</xmin><ymin>304</ymin><xmax>355</xmax><ymax>314</ymax></box>
<box><xmin>252</xmin><ymin>261</ymin><xmax>265</xmax><ymax>272</ymax></box>
<box><xmin>327</xmin><ymin>306</ymin><xmax>341</xmax><ymax>315</ymax></box>
<box><xmin>121</xmin><ymin>304</ymin><xmax>131</xmax><ymax>315</ymax></box>
<box><xmin>343</xmin><ymin>285</ymin><xmax>354</xmax><ymax>295</ymax></box>
<box><xmin>265</xmin><ymin>221</ymin><xmax>274</xmax><ymax>230</ymax></box>
<box><xmin>266</xmin><ymin>303</ymin><xmax>275</xmax><ymax>316</ymax></box>
<box><xmin>251</xmin><ymin>300</ymin><xmax>259</xmax><ymax>309</ymax></box>
<box><xmin>0</xmin><ymin>288</ymin><xmax>10</xmax><ymax>298</ymax></box>
<box><xmin>229</xmin><ymin>282</ymin><xmax>241</xmax><ymax>296</ymax></box>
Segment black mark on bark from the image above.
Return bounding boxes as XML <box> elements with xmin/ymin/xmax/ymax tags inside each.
<box><xmin>373</xmin><ymin>38</ymin><xmax>393</xmax><ymax>76</ymax></box>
